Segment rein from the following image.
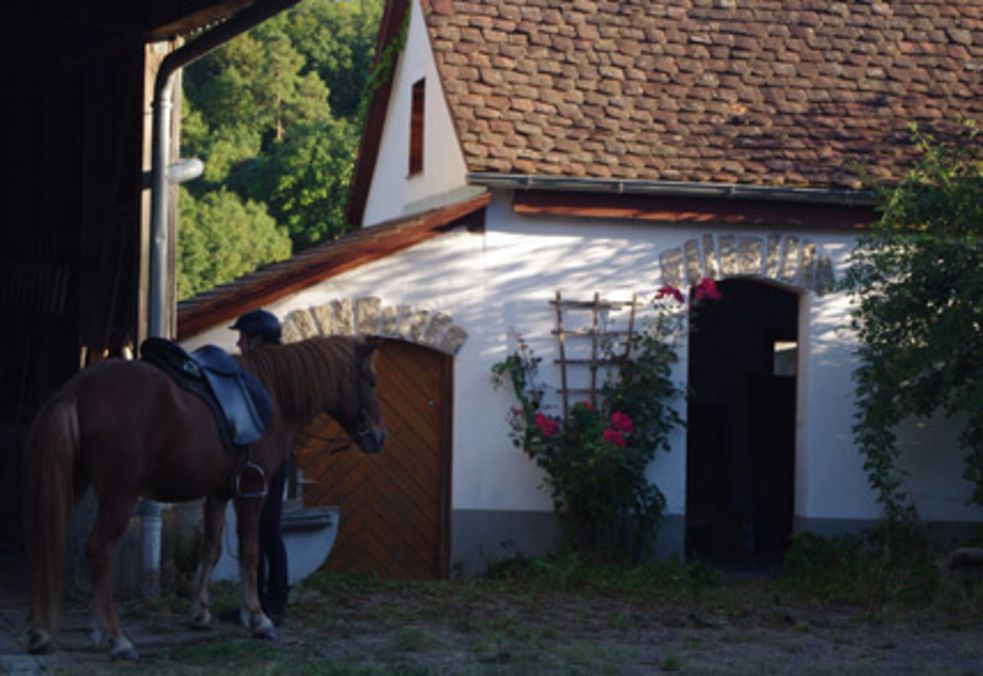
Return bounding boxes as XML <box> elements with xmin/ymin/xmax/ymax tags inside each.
<box><xmin>350</xmin><ymin>350</ymin><xmax>372</xmax><ymax>448</ymax></box>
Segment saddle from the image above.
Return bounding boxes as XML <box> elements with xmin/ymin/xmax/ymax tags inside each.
<box><xmin>140</xmin><ymin>338</ymin><xmax>274</xmax><ymax>451</ymax></box>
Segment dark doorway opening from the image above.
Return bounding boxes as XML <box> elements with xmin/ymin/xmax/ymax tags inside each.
<box><xmin>685</xmin><ymin>279</ymin><xmax>798</xmax><ymax>569</ymax></box>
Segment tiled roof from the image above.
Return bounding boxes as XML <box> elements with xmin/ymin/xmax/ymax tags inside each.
<box><xmin>422</xmin><ymin>0</ymin><xmax>983</xmax><ymax>189</ymax></box>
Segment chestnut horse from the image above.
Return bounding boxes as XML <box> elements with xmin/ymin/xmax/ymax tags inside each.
<box><xmin>22</xmin><ymin>335</ymin><xmax>386</xmax><ymax>659</ymax></box>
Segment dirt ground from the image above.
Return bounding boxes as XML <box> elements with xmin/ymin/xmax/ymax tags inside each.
<box><xmin>5</xmin><ymin>574</ymin><xmax>983</xmax><ymax>675</ymax></box>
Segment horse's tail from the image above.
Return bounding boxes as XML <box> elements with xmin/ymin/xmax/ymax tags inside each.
<box><xmin>22</xmin><ymin>389</ymin><xmax>79</xmax><ymax>633</ymax></box>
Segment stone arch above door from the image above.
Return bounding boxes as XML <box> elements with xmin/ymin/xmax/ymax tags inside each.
<box><xmin>281</xmin><ymin>297</ymin><xmax>468</xmax><ymax>355</ymax></box>
<box><xmin>659</xmin><ymin>234</ymin><xmax>836</xmax><ymax>295</ymax></box>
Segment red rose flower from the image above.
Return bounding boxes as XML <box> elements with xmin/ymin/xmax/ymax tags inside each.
<box><xmin>656</xmin><ymin>284</ymin><xmax>686</xmax><ymax>304</ymax></box>
<box><xmin>610</xmin><ymin>411</ymin><xmax>634</xmax><ymax>433</ymax></box>
<box><xmin>535</xmin><ymin>412</ymin><xmax>559</xmax><ymax>437</ymax></box>
<box><xmin>603</xmin><ymin>428</ymin><xmax>627</xmax><ymax>446</ymax></box>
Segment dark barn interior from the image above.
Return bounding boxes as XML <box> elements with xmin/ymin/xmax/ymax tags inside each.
<box><xmin>0</xmin><ymin>0</ymin><xmax>271</xmax><ymax>550</ymax></box>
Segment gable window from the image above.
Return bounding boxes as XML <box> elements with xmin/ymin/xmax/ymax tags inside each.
<box><xmin>409</xmin><ymin>78</ymin><xmax>425</xmax><ymax>176</ymax></box>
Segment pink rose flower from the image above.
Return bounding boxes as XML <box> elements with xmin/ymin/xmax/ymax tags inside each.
<box><xmin>603</xmin><ymin>428</ymin><xmax>627</xmax><ymax>446</ymax></box>
<box><xmin>655</xmin><ymin>284</ymin><xmax>686</xmax><ymax>304</ymax></box>
<box><xmin>693</xmin><ymin>277</ymin><xmax>722</xmax><ymax>302</ymax></box>
<box><xmin>535</xmin><ymin>412</ymin><xmax>559</xmax><ymax>437</ymax></box>
<box><xmin>610</xmin><ymin>411</ymin><xmax>634</xmax><ymax>433</ymax></box>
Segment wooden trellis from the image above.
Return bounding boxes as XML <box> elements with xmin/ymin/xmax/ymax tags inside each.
<box><xmin>550</xmin><ymin>291</ymin><xmax>640</xmax><ymax>421</ymax></box>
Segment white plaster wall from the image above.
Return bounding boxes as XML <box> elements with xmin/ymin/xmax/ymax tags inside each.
<box><xmin>361</xmin><ymin>0</ymin><xmax>469</xmax><ymax>226</ymax></box>
<box><xmin>793</xmin><ymin>234</ymin><xmax>981</xmax><ymax>523</ymax></box>
<box><xmin>183</xmin><ymin>192</ymin><xmax>982</xmax><ymax>526</ymax></box>
<box><xmin>795</xmin><ymin>235</ymin><xmax>876</xmax><ymax>520</ymax></box>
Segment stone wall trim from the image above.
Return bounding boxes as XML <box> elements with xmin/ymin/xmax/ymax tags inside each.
<box><xmin>282</xmin><ymin>297</ymin><xmax>468</xmax><ymax>355</ymax></box>
<box><xmin>658</xmin><ymin>233</ymin><xmax>835</xmax><ymax>295</ymax></box>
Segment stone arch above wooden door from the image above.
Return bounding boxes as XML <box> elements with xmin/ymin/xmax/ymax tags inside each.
<box><xmin>658</xmin><ymin>234</ymin><xmax>836</xmax><ymax>295</ymax></box>
<box><xmin>281</xmin><ymin>297</ymin><xmax>468</xmax><ymax>354</ymax></box>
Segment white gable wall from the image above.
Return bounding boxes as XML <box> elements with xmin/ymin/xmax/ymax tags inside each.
<box><xmin>362</xmin><ymin>0</ymin><xmax>469</xmax><ymax>226</ymax></box>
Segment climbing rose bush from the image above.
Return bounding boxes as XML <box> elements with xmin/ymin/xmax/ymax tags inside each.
<box><xmin>491</xmin><ymin>281</ymin><xmax>720</xmax><ymax>561</ymax></box>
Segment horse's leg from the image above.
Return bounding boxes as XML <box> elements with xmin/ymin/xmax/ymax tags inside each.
<box><xmin>188</xmin><ymin>496</ymin><xmax>228</xmax><ymax>629</ymax></box>
<box><xmin>234</xmin><ymin>495</ymin><xmax>277</xmax><ymax>640</ymax></box>
<box><xmin>86</xmin><ymin>492</ymin><xmax>140</xmax><ymax>661</ymax></box>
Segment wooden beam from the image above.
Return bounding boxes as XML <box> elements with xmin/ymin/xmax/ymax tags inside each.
<box><xmin>512</xmin><ymin>190</ymin><xmax>878</xmax><ymax>230</ymax></box>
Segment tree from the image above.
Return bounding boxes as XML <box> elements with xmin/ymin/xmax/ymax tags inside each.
<box><xmin>264</xmin><ymin>117</ymin><xmax>360</xmax><ymax>247</ymax></box>
<box><xmin>177</xmin><ymin>0</ymin><xmax>384</xmax><ymax>296</ymax></box>
<box><xmin>282</xmin><ymin>0</ymin><xmax>383</xmax><ymax>118</ymax></box>
<box><xmin>843</xmin><ymin>121</ymin><xmax>983</xmax><ymax>521</ymax></box>
<box><xmin>183</xmin><ymin>26</ymin><xmax>330</xmax><ymax>145</ymax></box>
<box><xmin>177</xmin><ymin>188</ymin><xmax>291</xmax><ymax>300</ymax></box>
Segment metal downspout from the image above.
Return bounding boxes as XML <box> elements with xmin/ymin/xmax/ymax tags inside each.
<box><xmin>143</xmin><ymin>0</ymin><xmax>301</xmax><ymax>598</ymax></box>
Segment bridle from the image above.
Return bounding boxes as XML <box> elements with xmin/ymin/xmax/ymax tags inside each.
<box><xmin>297</xmin><ymin>346</ymin><xmax>375</xmax><ymax>455</ymax></box>
<box><xmin>348</xmin><ymin>349</ymin><xmax>375</xmax><ymax>449</ymax></box>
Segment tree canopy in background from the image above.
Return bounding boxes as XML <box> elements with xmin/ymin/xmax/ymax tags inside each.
<box><xmin>178</xmin><ymin>0</ymin><xmax>383</xmax><ymax>299</ymax></box>
<box><xmin>844</xmin><ymin>121</ymin><xmax>983</xmax><ymax>522</ymax></box>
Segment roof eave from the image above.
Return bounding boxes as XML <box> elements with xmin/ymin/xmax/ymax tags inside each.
<box><xmin>467</xmin><ymin>173</ymin><xmax>879</xmax><ymax>207</ymax></box>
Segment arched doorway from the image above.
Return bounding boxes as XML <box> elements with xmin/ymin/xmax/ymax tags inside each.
<box><xmin>294</xmin><ymin>339</ymin><xmax>452</xmax><ymax>579</ymax></box>
<box><xmin>685</xmin><ymin>279</ymin><xmax>798</xmax><ymax>568</ymax></box>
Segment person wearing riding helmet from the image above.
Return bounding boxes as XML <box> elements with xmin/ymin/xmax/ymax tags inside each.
<box><xmin>230</xmin><ymin>308</ymin><xmax>289</xmax><ymax>626</ymax></box>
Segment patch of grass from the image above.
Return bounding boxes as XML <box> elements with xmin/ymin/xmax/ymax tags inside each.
<box><xmin>299</xmin><ymin>569</ymin><xmax>402</xmax><ymax>596</ymax></box>
<box><xmin>780</xmin><ymin>529</ymin><xmax>983</xmax><ymax>616</ymax></box>
<box><xmin>392</xmin><ymin>625</ymin><xmax>444</xmax><ymax>652</ymax></box>
<box><xmin>484</xmin><ymin>551</ymin><xmax>720</xmax><ymax>598</ymax></box>
<box><xmin>660</xmin><ymin>654</ymin><xmax>682</xmax><ymax>671</ymax></box>
<box><xmin>558</xmin><ymin>640</ymin><xmax>637</xmax><ymax>674</ymax></box>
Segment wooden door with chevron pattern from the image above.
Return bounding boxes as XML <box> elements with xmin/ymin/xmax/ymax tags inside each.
<box><xmin>294</xmin><ymin>339</ymin><xmax>452</xmax><ymax>579</ymax></box>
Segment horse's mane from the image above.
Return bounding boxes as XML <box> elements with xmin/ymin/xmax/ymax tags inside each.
<box><xmin>238</xmin><ymin>336</ymin><xmax>357</xmax><ymax>422</ymax></box>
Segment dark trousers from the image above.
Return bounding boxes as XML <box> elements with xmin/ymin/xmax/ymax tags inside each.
<box><xmin>258</xmin><ymin>460</ymin><xmax>288</xmax><ymax>616</ymax></box>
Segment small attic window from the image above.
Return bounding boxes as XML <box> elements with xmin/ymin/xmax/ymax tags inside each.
<box><xmin>409</xmin><ymin>78</ymin><xmax>425</xmax><ymax>176</ymax></box>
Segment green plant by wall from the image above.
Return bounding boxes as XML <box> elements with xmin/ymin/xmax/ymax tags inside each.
<box><xmin>842</xmin><ymin>120</ymin><xmax>983</xmax><ymax>523</ymax></box>
<box><xmin>492</xmin><ymin>283</ymin><xmax>719</xmax><ymax>561</ymax></box>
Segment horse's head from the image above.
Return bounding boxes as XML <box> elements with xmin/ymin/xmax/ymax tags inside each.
<box><xmin>336</xmin><ymin>338</ymin><xmax>387</xmax><ymax>454</ymax></box>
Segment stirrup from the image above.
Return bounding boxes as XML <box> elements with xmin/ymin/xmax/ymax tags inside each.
<box><xmin>236</xmin><ymin>461</ymin><xmax>267</xmax><ymax>498</ymax></box>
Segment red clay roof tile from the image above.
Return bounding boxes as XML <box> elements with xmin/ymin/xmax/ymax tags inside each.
<box><xmin>422</xmin><ymin>0</ymin><xmax>983</xmax><ymax>189</ymax></box>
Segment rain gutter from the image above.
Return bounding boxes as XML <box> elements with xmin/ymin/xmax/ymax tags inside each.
<box><xmin>466</xmin><ymin>173</ymin><xmax>879</xmax><ymax>207</ymax></box>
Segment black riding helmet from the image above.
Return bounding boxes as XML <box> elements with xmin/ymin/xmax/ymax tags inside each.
<box><xmin>231</xmin><ymin>308</ymin><xmax>282</xmax><ymax>344</ymax></box>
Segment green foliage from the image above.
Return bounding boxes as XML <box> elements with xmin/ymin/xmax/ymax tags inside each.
<box><xmin>184</xmin><ymin>23</ymin><xmax>330</xmax><ymax>144</ymax></box>
<box><xmin>491</xmin><ymin>308</ymin><xmax>685</xmax><ymax>562</ymax></box>
<box><xmin>354</xmin><ymin>7</ymin><xmax>409</xmax><ymax>126</ymax></box>
<box><xmin>177</xmin><ymin>187</ymin><xmax>291</xmax><ymax>300</ymax></box>
<box><xmin>178</xmin><ymin>0</ymin><xmax>385</xmax><ymax>296</ymax></box>
<box><xmin>264</xmin><ymin>118</ymin><xmax>360</xmax><ymax>247</ymax></box>
<box><xmin>283</xmin><ymin>0</ymin><xmax>384</xmax><ymax>118</ymax></box>
<box><xmin>842</xmin><ymin>121</ymin><xmax>983</xmax><ymax>519</ymax></box>
<box><xmin>781</xmin><ymin>529</ymin><xmax>983</xmax><ymax>616</ymax></box>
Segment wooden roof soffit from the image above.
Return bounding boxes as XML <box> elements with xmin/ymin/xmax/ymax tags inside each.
<box><xmin>177</xmin><ymin>189</ymin><xmax>489</xmax><ymax>339</ymax></box>
<box><xmin>345</xmin><ymin>0</ymin><xmax>411</xmax><ymax>227</ymax></box>
<box><xmin>512</xmin><ymin>190</ymin><xmax>878</xmax><ymax>231</ymax></box>
<box><xmin>146</xmin><ymin>0</ymin><xmax>260</xmax><ymax>40</ymax></box>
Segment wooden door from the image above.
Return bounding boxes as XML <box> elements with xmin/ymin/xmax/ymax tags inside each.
<box><xmin>294</xmin><ymin>339</ymin><xmax>452</xmax><ymax>579</ymax></box>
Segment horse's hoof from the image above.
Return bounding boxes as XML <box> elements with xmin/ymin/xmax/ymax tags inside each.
<box><xmin>254</xmin><ymin>627</ymin><xmax>278</xmax><ymax>642</ymax></box>
<box><xmin>249</xmin><ymin>616</ymin><xmax>278</xmax><ymax>641</ymax></box>
<box><xmin>27</xmin><ymin>633</ymin><xmax>53</xmax><ymax>655</ymax></box>
<box><xmin>110</xmin><ymin>646</ymin><xmax>140</xmax><ymax>662</ymax></box>
<box><xmin>109</xmin><ymin>637</ymin><xmax>139</xmax><ymax>661</ymax></box>
<box><xmin>189</xmin><ymin>609</ymin><xmax>213</xmax><ymax>630</ymax></box>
